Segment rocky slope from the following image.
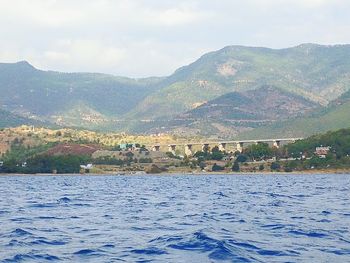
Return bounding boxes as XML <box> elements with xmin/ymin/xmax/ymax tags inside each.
<box><xmin>239</xmin><ymin>89</ymin><xmax>350</xmax><ymax>139</ymax></box>
<box><xmin>128</xmin><ymin>44</ymin><xmax>350</xmax><ymax>120</ymax></box>
<box><xmin>139</xmin><ymin>86</ymin><xmax>319</xmax><ymax>138</ymax></box>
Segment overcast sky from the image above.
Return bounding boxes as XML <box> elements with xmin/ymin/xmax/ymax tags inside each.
<box><xmin>0</xmin><ymin>0</ymin><xmax>349</xmax><ymax>77</ymax></box>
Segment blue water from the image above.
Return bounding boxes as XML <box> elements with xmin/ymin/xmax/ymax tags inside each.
<box><xmin>0</xmin><ymin>174</ymin><xmax>349</xmax><ymax>262</ymax></box>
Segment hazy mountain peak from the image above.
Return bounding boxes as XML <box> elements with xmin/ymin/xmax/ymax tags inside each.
<box><xmin>0</xmin><ymin>60</ymin><xmax>36</xmax><ymax>72</ymax></box>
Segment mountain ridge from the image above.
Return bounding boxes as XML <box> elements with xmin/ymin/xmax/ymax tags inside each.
<box><xmin>1</xmin><ymin>43</ymin><xmax>350</xmax><ymax>137</ymax></box>
<box><xmin>239</xmin><ymin>89</ymin><xmax>350</xmax><ymax>139</ymax></box>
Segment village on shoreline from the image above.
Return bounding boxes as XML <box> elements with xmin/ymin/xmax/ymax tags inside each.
<box><xmin>1</xmin><ymin>126</ymin><xmax>350</xmax><ymax>175</ymax></box>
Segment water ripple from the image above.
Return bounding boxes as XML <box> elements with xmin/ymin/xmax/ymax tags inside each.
<box><xmin>0</xmin><ymin>173</ymin><xmax>349</xmax><ymax>262</ymax></box>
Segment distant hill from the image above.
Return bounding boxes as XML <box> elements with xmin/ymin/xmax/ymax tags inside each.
<box><xmin>1</xmin><ymin>44</ymin><xmax>350</xmax><ymax>138</ymax></box>
<box><xmin>137</xmin><ymin>86</ymin><xmax>319</xmax><ymax>138</ymax></box>
<box><xmin>182</xmin><ymin>86</ymin><xmax>317</xmax><ymax>120</ymax></box>
<box><xmin>0</xmin><ymin>109</ymin><xmax>47</xmax><ymax>128</ymax></box>
<box><xmin>0</xmin><ymin>61</ymin><xmax>162</xmax><ymax>127</ymax></box>
<box><xmin>128</xmin><ymin>44</ymin><xmax>350</xmax><ymax>120</ymax></box>
<box><xmin>240</xmin><ymin>89</ymin><xmax>350</xmax><ymax>139</ymax></box>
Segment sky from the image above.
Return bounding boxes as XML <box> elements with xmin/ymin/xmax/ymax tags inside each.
<box><xmin>0</xmin><ymin>0</ymin><xmax>349</xmax><ymax>77</ymax></box>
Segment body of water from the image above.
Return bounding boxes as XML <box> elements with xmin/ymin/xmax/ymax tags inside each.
<box><xmin>0</xmin><ymin>173</ymin><xmax>349</xmax><ymax>262</ymax></box>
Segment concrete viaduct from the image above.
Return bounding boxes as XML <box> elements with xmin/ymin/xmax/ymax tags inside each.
<box><xmin>149</xmin><ymin>138</ymin><xmax>302</xmax><ymax>156</ymax></box>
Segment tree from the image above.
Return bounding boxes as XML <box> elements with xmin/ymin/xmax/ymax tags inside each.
<box><xmin>259</xmin><ymin>164</ymin><xmax>264</xmax><ymax>171</ymax></box>
<box><xmin>236</xmin><ymin>154</ymin><xmax>248</xmax><ymax>163</ymax></box>
<box><xmin>212</xmin><ymin>163</ymin><xmax>224</xmax><ymax>172</ymax></box>
<box><xmin>125</xmin><ymin>152</ymin><xmax>134</xmax><ymax>158</ymax></box>
<box><xmin>194</xmin><ymin>150</ymin><xmax>210</xmax><ymax>160</ymax></box>
<box><xmin>211</xmin><ymin>151</ymin><xmax>224</xmax><ymax>161</ymax></box>
<box><xmin>270</xmin><ymin>162</ymin><xmax>281</xmax><ymax>171</ymax></box>
<box><xmin>211</xmin><ymin>146</ymin><xmax>220</xmax><ymax>153</ymax></box>
<box><xmin>199</xmin><ymin>161</ymin><xmax>206</xmax><ymax>170</ymax></box>
<box><xmin>245</xmin><ymin>143</ymin><xmax>272</xmax><ymax>161</ymax></box>
<box><xmin>232</xmin><ymin>161</ymin><xmax>240</xmax><ymax>172</ymax></box>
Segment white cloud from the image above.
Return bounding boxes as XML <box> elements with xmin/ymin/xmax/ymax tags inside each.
<box><xmin>0</xmin><ymin>0</ymin><xmax>349</xmax><ymax>77</ymax></box>
<box><xmin>0</xmin><ymin>0</ymin><xmax>84</xmax><ymax>27</ymax></box>
<box><xmin>40</xmin><ymin>39</ymin><xmax>126</xmax><ymax>73</ymax></box>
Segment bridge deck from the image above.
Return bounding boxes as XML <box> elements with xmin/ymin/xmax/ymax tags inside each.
<box><xmin>147</xmin><ymin>138</ymin><xmax>303</xmax><ymax>147</ymax></box>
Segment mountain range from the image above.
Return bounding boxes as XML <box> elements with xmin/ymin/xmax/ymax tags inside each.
<box><xmin>1</xmin><ymin>43</ymin><xmax>350</xmax><ymax>138</ymax></box>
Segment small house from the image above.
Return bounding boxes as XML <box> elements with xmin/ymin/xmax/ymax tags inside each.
<box><xmin>315</xmin><ymin>146</ymin><xmax>331</xmax><ymax>158</ymax></box>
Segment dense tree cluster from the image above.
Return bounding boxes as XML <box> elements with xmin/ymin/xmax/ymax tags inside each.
<box><xmin>0</xmin><ymin>154</ymin><xmax>90</xmax><ymax>174</ymax></box>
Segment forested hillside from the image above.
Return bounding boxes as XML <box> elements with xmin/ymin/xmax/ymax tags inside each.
<box><xmin>1</xmin><ymin>44</ymin><xmax>350</xmax><ymax>138</ymax></box>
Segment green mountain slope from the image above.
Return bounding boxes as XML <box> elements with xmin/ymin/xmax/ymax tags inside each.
<box><xmin>182</xmin><ymin>86</ymin><xmax>318</xmax><ymax>120</ymax></box>
<box><xmin>0</xmin><ymin>61</ymin><xmax>162</xmax><ymax>126</ymax></box>
<box><xmin>239</xmin><ymin>90</ymin><xmax>350</xmax><ymax>139</ymax></box>
<box><xmin>1</xmin><ymin>44</ymin><xmax>350</xmax><ymax>137</ymax></box>
<box><xmin>0</xmin><ymin>109</ymin><xmax>48</xmax><ymax>128</ymax></box>
<box><xmin>136</xmin><ymin>86</ymin><xmax>319</xmax><ymax>138</ymax></box>
<box><xmin>129</xmin><ymin>44</ymin><xmax>350</xmax><ymax>119</ymax></box>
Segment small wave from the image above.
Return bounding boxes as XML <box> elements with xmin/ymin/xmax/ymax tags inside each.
<box><xmin>131</xmin><ymin>247</ymin><xmax>168</xmax><ymax>255</ymax></box>
<box><xmin>320</xmin><ymin>248</ymin><xmax>350</xmax><ymax>255</ymax></box>
<box><xmin>72</xmin><ymin>203</ymin><xmax>92</xmax><ymax>207</ymax></box>
<box><xmin>29</xmin><ymin>203</ymin><xmax>57</xmax><ymax>208</ymax></box>
<box><xmin>10</xmin><ymin>217</ymin><xmax>33</xmax><ymax>222</ymax></box>
<box><xmin>11</xmin><ymin>228</ymin><xmax>33</xmax><ymax>237</ymax></box>
<box><xmin>155</xmin><ymin>202</ymin><xmax>169</xmax><ymax>207</ymax></box>
<box><xmin>289</xmin><ymin>230</ymin><xmax>327</xmax><ymax>238</ymax></box>
<box><xmin>73</xmin><ymin>248</ymin><xmax>103</xmax><ymax>256</ymax></box>
<box><xmin>101</xmin><ymin>244</ymin><xmax>115</xmax><ymax>248</ymax></box>
<box><xmin>131</xmin><ymin>226</ymin><xmax>150</xmax><ymax>231</ymax></box>
<box><xmin>37</xmin><ymin>216</ymin><xmax>63</xmax><ymax>220</ymax></box>
<box><xmin>290</xmin><ymin>216</ymin><xmax>304</xmax><ymax>219</ymax></box>
<box><xmin>4</xmin><ymin>253</ymin><xmax>60</xmax><ymax>262</ymax></box>
<box><xmin>257</xmin><ymin>249</ymin><xmax>288</xmax><ymax>256</ymax></box>
<box><xmin>167</xmin><ymin>231</ymin><xmax>252</xmax><ymax>261</ymax></box>
<box><xmin>267</xmin><ymin>192</ymin><xmax>292</xmax><ymax>199</ymax></box>
<box><xmin>213</xmin><ymin>191</ymin><xmax>228</xmax><ymax>197</ymax></box>
<box><xmin>0</xmin><ymin>210</ymin><xmax>10</xmax><ymax>215</ymax></box>
<box><xmin>74</xmin><ymin>249</ymin><xmax>95</xmax><ymax>255</ymax></box>
<box><xmin>318</xmin><ymin>219</ymin><xmax>331</xmax><ymax>223</ymax></box>
<box><xmin>292</xmin><ymin>194</ymin><xmax>310</xmax><ymax>198</ymax></box>
<box><xmin>6</xmin><ymin>239</ymin><xmax>24</xmax><ymax>247</ymax></box>
<box><xmin>30</xmin><ymin>239</ymin><xmax>67</xmax><ymax>246</ymax></box>
<box><xmin>149</xmin><ymin>235</ymin><xmax>183</xmax><ymax>244</ymax></box>
<box><xmin>58</xmin><ymin>197</ymin><xmax>71</xmax><ymax>203</ymax></box>
<box><xmin>228</xmin><ymin>240</ymin><xmax>260</xmax><ymax>251</ymax></box>
<box><xmin>261</xmin><ymin>224</ymin><xmax>286</xmax><ymax>230</ymax></box>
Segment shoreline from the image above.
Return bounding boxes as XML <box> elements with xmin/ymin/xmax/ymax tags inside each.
<box><xmin>1</xmin><ymin>169</ymin><xmax>350</xmax><ymax>176</ymax></box>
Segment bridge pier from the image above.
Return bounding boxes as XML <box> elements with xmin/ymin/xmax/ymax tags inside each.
<box><xmin>273</xmin><ymin>140</ymin><xmax>281</xmax><ymax>148</ymax></box>
<box><xmin>168</xmin><ymin>144</ymin><xmax>176</xmax><ymax>155</ymax></box>
<box><xmin>236</xmin><ymin>142</ymin><xmax>244</xmax><ymax>153</ymax></box>
<box><xmin>202</xmin><ymin>143</ymin><xmax>210</xmax><ymax>152</ymax></box>
<box><xmin>147</xmin><ymin>138</ymin><xmax>302</xmax><ymax>155</ymax></box>
<box><xmin>218</xmin><ymin>143</ymin><xmax>226</xmax><ymax>152</ymax></box>
<box><xmin>185</xmin><ymin>144</ymin><xmax>193</xmax><ymax>156</ymax></box>
<box><xmin>152</xmin><ymin>145</ymin><xmax>160</xmax><ymax>152</ymax></box>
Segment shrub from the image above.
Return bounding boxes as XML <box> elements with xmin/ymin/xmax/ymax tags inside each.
<box><xmin>270</xmin><ymin>162</ymin><xmax>281</xmax><ymax>171</ymax></box>
<box><xmin>232</xmin><ymin>161</ymin><xmax>240</xmax><ymax>172</ymax></box>
<box><xmin>258</xmin><ymin>164</ymin><xmax>264</xmax><ymax>171</ymax></box>
<box><xmin>212</xmin><ymin>163</ymin><xmax>224</xmax><ymax>172</ymax></box>
<box><xmin>236</xmin><ymin>154</ymin><xmax>248</xmax><ymax>163</ymax></box>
